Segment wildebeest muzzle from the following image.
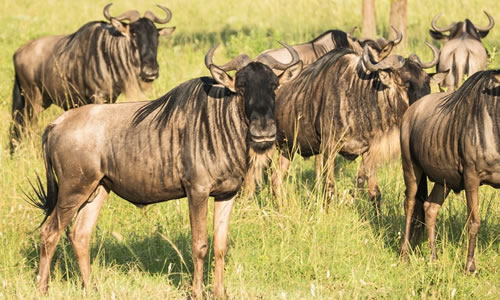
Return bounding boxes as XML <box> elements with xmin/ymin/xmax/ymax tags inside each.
<box><xmin>249</xmin><ymin>114</ymin><xmax>277</xmax><ymax>144</ymax></box>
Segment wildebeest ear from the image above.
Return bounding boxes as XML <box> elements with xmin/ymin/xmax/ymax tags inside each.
<box><xmin>159</xmin><ymin>26</ymin><xmax>176</xmax><ymax>37</ymax></box>
<box><xmin>477</xmin><ymin>30</ymin><xmax>491</xmax><ymax>39</ymax></box>
<box><xmin>378</xmin><ymin>70</ymin><xmax>394</xmax><ymax>87</ymax></box>
<box><xmin>278</xmin><ymin>61</ymin><xmax>303</xmax><ymax>85</ymax></box>
<box><xmin>111</xmin><ymin>18</ymin><xmax>130</xmax><ymax>37</ymax></box>
<box><xmin>429</xmin><ymin>70</ymin><xmax>449</xmax><ymax>85</ymax></box>
<box><xmin>379</xmin><ymin>42</ymin><xmax>394</xmax><ymax>60</ymax></box>
<box><xmin>209</xmin><ymin>65</ymin><xmax>236</xmax><ymax>92</ymax></box>
<box><xmin>429</xmin><ymin>30</ymin><xmax>448</xmax><ymax>41</ymax></box>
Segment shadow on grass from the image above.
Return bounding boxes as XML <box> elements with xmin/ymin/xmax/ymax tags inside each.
<box><xmin>21</xmin><ymin>227</ymin><xmax>219</xmax><ymax>289</ymax></box>
<box><xmin>353</xmin><ymin>184</ymin><xmax>500</xmax><ymax>257</ymax></box>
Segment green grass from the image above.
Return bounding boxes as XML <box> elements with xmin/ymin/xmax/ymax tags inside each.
<box><xmin>0</xmin><ymin>0</ymin><xmax>499</xmax><ymax>299</ymax></box>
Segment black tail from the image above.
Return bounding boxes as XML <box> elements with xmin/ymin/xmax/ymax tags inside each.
<box><xmin>24</xmin><ymin>125</ymin><xmax>59</xmax><ymax>226</ymax></box>
<box><xmin>410</xmin><ymin>173</ymin><xmax>427</xmax><ymax>244</ymax></box>
<box><xmin>10</xmin><ymin>72</ymin><xmax>26</xmax><ymax>153</ymax></box>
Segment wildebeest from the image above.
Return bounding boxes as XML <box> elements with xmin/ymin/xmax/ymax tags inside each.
<box><xmin>429</xmin><ymin>11</ymin><xmax>495</xmax><ymax>91</ymax></box>
<box><xmin>10</xmin><ymin>3</ymin><xmax>175</xmax><ymax>151</ymax></box>
<box><xmin>28</xmin><ymin>44</ymin><xmax>302</xmax><ymax>298</ymax></box>
<box><xmin>260</xmin><ymin>26</ymin><xmax>403</xmax><ymax>72</ymax></box>
<box><xmin>270</xmin><ymin>45</ymin><xmax>447</xmax><ymax>211</ymax></box>
<box><xmin>399</xmin><ymin>69</ymin><xmax>500</xmax><ymax>273</ymax></box>
<box><xmin>241</xmin><ymin>27</ymin><xmax>407</xmax><ymax>196</ymax></box>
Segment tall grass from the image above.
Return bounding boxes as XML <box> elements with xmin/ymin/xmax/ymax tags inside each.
<box><xmin>0</xmin><ymin>1</ymin><xmax>499</xmax><ymax>299</ymax></box>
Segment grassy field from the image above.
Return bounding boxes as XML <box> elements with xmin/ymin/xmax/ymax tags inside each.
<box><xmin>0</xmin><ymin>0</ymin><xmax>499</xmax><ymax>299</ymax></box>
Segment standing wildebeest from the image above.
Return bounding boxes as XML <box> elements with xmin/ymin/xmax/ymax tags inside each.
<box><xmin>241</xmin><ymin>27</ymin><xmax>406</xmax><ymax>196</ymax></box>
<box><xmin>270</xmin><ymin>45</ymin><xmax>447</xmax><ymax>211</ymax></box>
<box><xmin>400</xmin><ymin>69</ymin><xmax>500</xmax><ymax>273</ymax></box>
<box><xmin>28</xmin><ymin>44</ymin><xmax>302</xmax><ymax>298</ymax></box>
<box><xmin>429</xmin><ymin>11</ymin><xmax>495</xmax><ymax>91</ymax></box>
<box><xmin>10</xmin><ymin>3</ymin><xmax>175</xmax><ymax>150</ymax></box>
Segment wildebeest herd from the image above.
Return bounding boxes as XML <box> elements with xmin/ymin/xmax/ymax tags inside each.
<box><xmin>9</xmin><ymin>3</ymin><xmax>498</xmax><ymax>298</ymax></box>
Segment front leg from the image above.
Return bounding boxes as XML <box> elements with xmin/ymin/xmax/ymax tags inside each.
<box><xmin>271</xmin><ymin>153</ymin><xmax>291</xmax><ymax>204</ymax></box>
<box><xmin>213</xmin><ymin>196</ymin><xmax>235</xmax><ymax>299</ymax></box>
<box><xmin>359</xmin><ymin>152</ymin><xmax>381</xmax><ymax>214</ymax></box>
<box><xmin>187</xmin><ymin>187</ymin><xmax>209</xmax><ymax>299</ymax></box>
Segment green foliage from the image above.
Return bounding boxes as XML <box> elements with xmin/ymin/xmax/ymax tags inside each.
<box><xmin>0</xmin><ymin>0</ymin><xmax>499</xmax><ymax>299</ymax></box>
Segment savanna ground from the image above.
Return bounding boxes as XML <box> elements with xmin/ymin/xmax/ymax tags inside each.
<box><xmin>0</xmin><ymin>0</ymin><xmax>499</xmax><ymax>299</ymax></box>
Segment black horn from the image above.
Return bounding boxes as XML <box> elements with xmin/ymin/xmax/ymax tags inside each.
<box><xmin>255</xmin><ymin>42</ymin><xmax>300</xmax><ymax>70</ymax></box>
<box><xmin>362</xmin><ymin>45</ymin><xmax>405</xmax><ymax>71</ymax></box>
<box><xmin>474</xmin><ymin>10</ymin><xmax>495</xmax><ymax>32</ymax></box>
<box><xmin>144</xmin><ymin>5</ymin><xmax>172</xmax><ymax>24</ymax></box>
<box><xmin>431</xmin><ymin>13</ymin><xmax>456</xmax><ymax>32</ymax></box>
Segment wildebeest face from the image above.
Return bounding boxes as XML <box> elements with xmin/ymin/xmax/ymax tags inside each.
<box><xmin>128</xmin><ymin>19</ymin><xmax>175</xmax><ymax>82</ymax></box>
<box><xmin>235</xmin><ymin>62</ymin><xmax>279</xmax><ymax>151</ymax></box>
<box><xmin>397</xmin><ymin>60</ymin><xmax>432</xmax><ymax>104</ymax></box>
<box><xmin>205</xmin><ymin>43</ymin><xmax>302</xmax><ymax>152</ymax></box>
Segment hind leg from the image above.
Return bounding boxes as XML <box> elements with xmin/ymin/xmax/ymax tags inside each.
<box><xmin>10</xmin><ymin>87</ymin><xmax>42</xmax><ymax>153</ymax></box>
<box><xmin>38</xmin><ymin>181</ymin><xmax>100</xmax><ymax>293</ymax></box>
<box><xmin>463</xmin><ymin>172</ymin><xmax>480</xmax><ymax>273</ymax></box>
<box><xmin>423</xmin><ymin>183</ymin><xmax>449</xmax><ymax>261</ymax></box>
<box><xmin>68</xmin><ymin>185</ymin><xmax>109</xmax><ymax>292</ymax></box>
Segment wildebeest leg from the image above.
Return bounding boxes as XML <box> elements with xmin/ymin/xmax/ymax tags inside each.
<box><xmin>400</xmin><ymin>165</ymin><xmax>421</xmax><ymax>260</ymax></box>
<box><xmin>187</xmin><ymin>187</ymin><xmax>209</xmax><ymax>299</ymax></box>
<box><xmin>38</xmin><ymin>182</ymin><xmax>98</xmax><ymax>293</ymax></box>
<box><xmin>355</xmin><ymin>159</ymin><xmax>367</xmax><ymax>190</ymax></box>
<box><xmin>68</xmin><ymin>185</ymin><xmax>109</xmax><ymax>292</ymax></box>
<box><xmin>271</xmin><ymin>154</ymin><xmax>291</xmax><ymax>203</ymax></box>
<box><xmin>10</xmin><ymin>86</ymin><xmax>42</xmax><ymax>152</ymax></box>
<box><xmin>314</xmin><ymin>153</ymin><xmax>324</xmax><ymax>184</ymax></box>
<box><xmin>423</xmin><ymin>183</ymin><xmax>449</xmax><ymax>261</ymax></box>
<box><xmin>361</xmin><ymin>153</ymin><xmax>381</xmax><ymax>214</ymax></box>
<box><xmin>213</xmin><ymin>196</ymin><xmax>235</xmax><ymax>299</ymax></box>
<box><xmin>464</xmin><ymin>173</ymin><xmax>480</xmax><ymax>274</ymax></box>
<box><xmin>321</xmin><ymin>149</ymin><xmax>336</xmax><ymax>210</ymax></box>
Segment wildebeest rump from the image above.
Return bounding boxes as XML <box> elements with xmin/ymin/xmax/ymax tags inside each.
<box><xmin>400</xmin><ymin>69</ymin><xmax>500</xmax><ymax>273</ymax></box>
<box><xmin>28</xmin><ymin>44</ymin><xmax>302</xmax><ymax>298</ymax></box>
<box><xmin>270</xmin><ymin>45</ymin><xmax>447</xmax><ymax>211</ymax></box>
<box><xmin>10</xmin><ymin>3</ymin><xmax>175</xmax><ymax>151</ymax></box>
<box><xmin>429</xmin><ymin>11</ymin><xmax>495</xmax><ymax>91</ymax></box>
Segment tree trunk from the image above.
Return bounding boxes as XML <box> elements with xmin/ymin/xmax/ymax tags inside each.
<box><xmin>362</xmin><ymin>0</ymin><xmax>376</xmax><ymax>39</ymax></box>
<box><xmin>389</xmin><ymin>0</ymin><xmax>407</xmax><ymax>51</ymax></box>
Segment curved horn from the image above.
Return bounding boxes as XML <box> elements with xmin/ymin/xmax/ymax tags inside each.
<box><xmin>255</xmin><ymin>42</ymin><xmax>300</xmax><ymax>70</ymax></box>
<box><xmin>431</xmin><ymin>13</ymin><xmax>455</xmax><ymax>32</ymax></box>
<box><xmin>362</xmin><ymin>45</ymin><xmax>405</xmax><ymax>71</ymax></box>
<box><xmin>474</xmin><ymin>10</ymin><xmax>495</xmax><ymax>32</ymax></box>
<box><xmin>204</xmin><ymin>43</ymin><xmax>252</xmax><ymax>72</ymax></box>
<box><xmin>103</xmin><ymin>3</ymin><xmax>140</xmax><ymax>23</ymax></box>
<box><xmin>347</xmin><ymin>26</ymin><xmax>358</xmax><ymax>38</ymax></box>
<box><xmin>144</xmin><ymin>5</ymin><xmax>172</xmax><ymax>24</ymax></box>
<box><xmin>420</xmin><ymin>42</ymin><xmax>439</xmax><ymax>68</ymax></box>
<box><xmin>103</xmin><ymin>3</ymin><xmax>113</xmax><ymax>21</ymax></box>
<box><xmin>390</xmin><ymin>25</ymin><xmax>403</xmax><ymax>45</ymax></box>
<box><xmin>408</xmin><ymin>42</ymin><xmax>439</xmax><ymax>69</ymax></box>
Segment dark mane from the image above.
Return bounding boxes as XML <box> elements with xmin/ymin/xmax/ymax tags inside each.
<box><xmin>132</xmin><ymin>77</ymin><xmax>230</xmax><ymax>129</ymax></box>
<box><xmin>439</xmin><ymin>70</ymin><xmax>500</xmax><ymax>113</ymax></box>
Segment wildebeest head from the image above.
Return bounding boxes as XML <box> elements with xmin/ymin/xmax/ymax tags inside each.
<box><xmin>352</xmin><ymin>26</ymin><xmax>403</xmax><ymax>62</ymax></box>
<box><xmin>429</xmin><ymin>11</ymin><xmax>494</xmax><ymax>41</ymax></box>
<box><xmin>103</xmin><ymin>3</ymin><xmax>176</xmax><ymax>82</ymax></box>
<box><xmin>362</xmin><ymin>43</ymin><xmax>447</xmax><ymax>104</ymax></box>
<box><xmin>205</xmin><ymin>43</ymin><xmax>303</xmax><ymax>152</ymax></box>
